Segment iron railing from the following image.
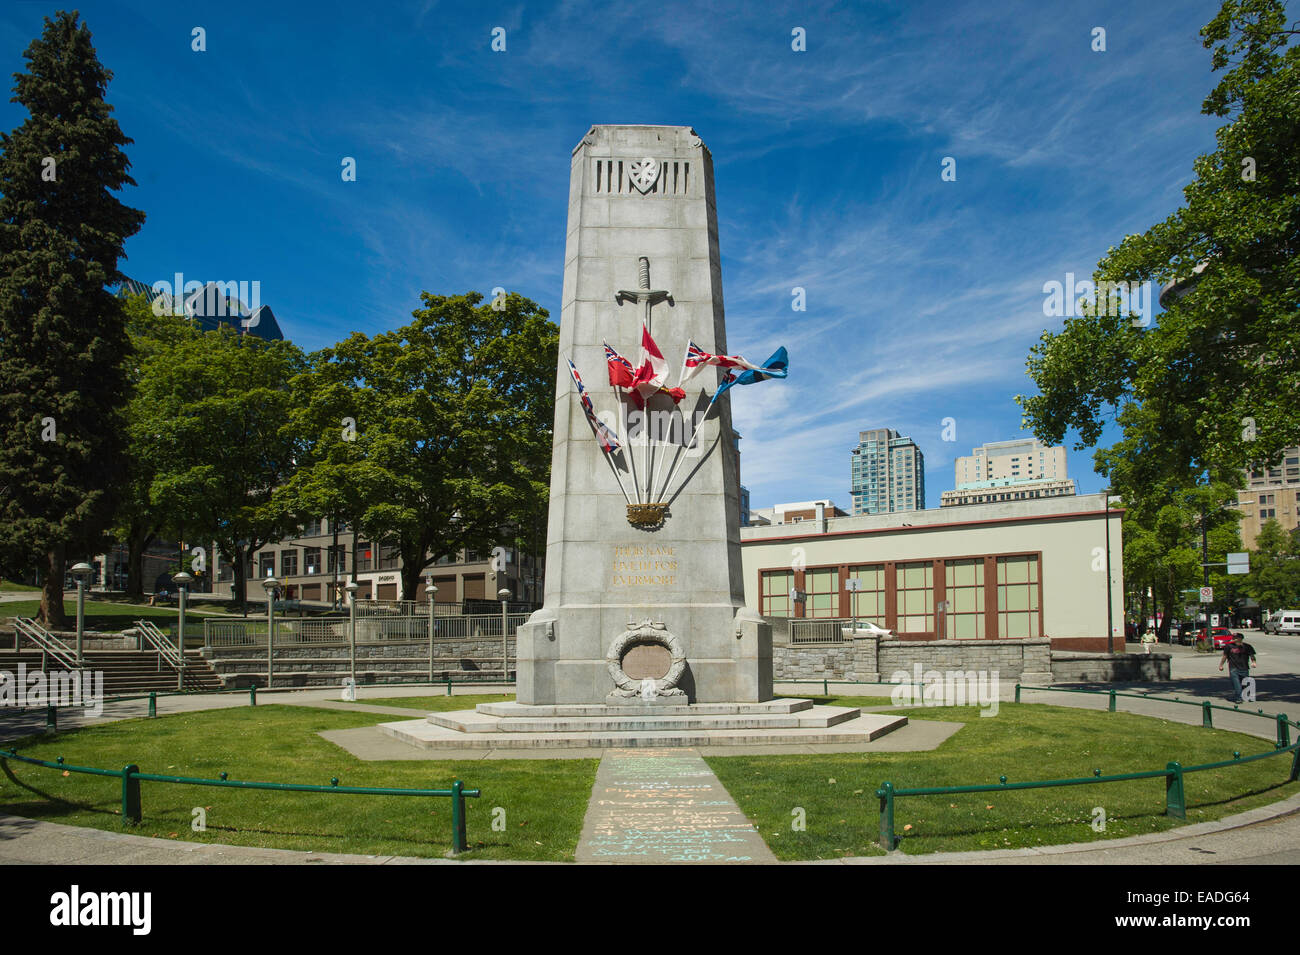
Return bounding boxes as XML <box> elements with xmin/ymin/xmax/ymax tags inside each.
<box><xmin>0</xmin><ymin>747</ymin><xmax>481</xmax><ymax>854</ymax></box>
<box><xmin>203</xmin><ymin>613</ymin><xmax>529</xmax><ymax>648</ymax></box>
<box><xmin>875</xmin><ymin>684</ymin><xmax>1300</xmax><ymax>850</ymax></box>
<box><xmin>789</xmin><ymin>619</ymin><xmax>852</xmax><ymax>645</ymax></box>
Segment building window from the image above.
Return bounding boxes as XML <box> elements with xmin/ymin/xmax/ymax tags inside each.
<box><xmin>895</xmin><ymin>561</ymin><xmax>934</xmax><ymax>633</ymax></box>
<box><xmin>761</xmin><ymin>569</ymin><xmax>794</xmax><ymax>617</ymax></box>
<box><xmin>303</xmin><ymin>518</ymin><xmax>322</xmax><ymax>537</ymax></box>
<box><xmin>327</xmin><ymin>545</ymin><xmax>346</xmax><ymax>574</ymax></box>
<box><xmin>996</xmin><ymin>555</ymin><xmax>1039</xmax><ymax>638</ymax></box>
<box><xmin>380</xmin><ymin>542</ymin><xmax>401</xmax><ymax>570</ymax></box>
<box><xmin>258</xmin><ymin>553</ymin><xmax>275</xmax><ymax>579</ymax></box>
<box><xmin>944</xmin><ymin>559</ymin><xmax>985</xmax><ymax>639</ymax></box>
<box><xmin>846</xmin><ymin>564</ymin><xmax>886</xmax><ymax>627</ymax></box>
<box><xmin>303</xmin><ymin>547</ymin><xmax>321</xmax><ymax>575</ymax></box>
<box><xmin>281</xmin><ymin>550</ymin><xmax>298</xmax><ymax>577</ymax></box>
<box><xmin>357</xmin><ymin>542</ymin><xmax>373</xmax><ymax>571</ymax></box>
<box><xmin>805</xmin><ymin>567</ymin><xmax>840</xmax><ymax>618</ymax></box>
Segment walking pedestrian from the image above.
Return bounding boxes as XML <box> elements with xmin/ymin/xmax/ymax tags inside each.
<box><xmin>1218</xmin><ymin>633</ymin><xmax>1257</xmax><ymax>703</ymax></box>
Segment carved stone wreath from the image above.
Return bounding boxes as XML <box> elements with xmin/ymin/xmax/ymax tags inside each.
<box><xmin>606</xmin><ymin>619</ymin><xmax>686</xmax><ymax>699</ymax></box>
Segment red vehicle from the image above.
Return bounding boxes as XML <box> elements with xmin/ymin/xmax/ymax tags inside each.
<box><xmin>1193</xmin><ymin>627</ymin><xmax>1239</xmax><ymax>649</ymax></box>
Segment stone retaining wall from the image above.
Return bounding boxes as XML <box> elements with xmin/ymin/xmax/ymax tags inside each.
<box><xmin>772</xmin><ymin>630</ymin><xmax>1169</xmax><ymax>685</ymax></box>
<box><xmin>774</xmin><ymin>630</ymin><xmax>1054</xmax><ymax>685</ymax></box>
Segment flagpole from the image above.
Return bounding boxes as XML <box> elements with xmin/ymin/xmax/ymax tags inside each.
<box><xmin>659</xmin><ymin>390</ymin><xmax>721</xmax><ymax>503</ymax></box>
<box><xmin>600</xmin><ymin>441</ymin><xmax>634</xmax><ymax>507</ymax></box>
<box><xmin>619</xmin><ymin>386</ymin><xmax>643</xmax><ymax>504</ymax></box>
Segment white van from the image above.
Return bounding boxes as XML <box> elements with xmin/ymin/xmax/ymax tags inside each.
<box><xmin>1277</xmin><ymin>612</ymin><xmax>1300</xmax><ymax>635</ymax></box>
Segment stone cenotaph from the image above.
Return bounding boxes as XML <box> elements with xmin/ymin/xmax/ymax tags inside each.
<box><xmin>375</xmin><ymin>126</ymin><xmax>904</xmax><ymax>749</ymax></box>
<box><xmin>516</xmin><ymin>124</ymin><xmax>771</xmax><ymax>706</ymax></box>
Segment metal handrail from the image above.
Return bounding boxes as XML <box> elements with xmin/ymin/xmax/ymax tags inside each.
<box><xmin>136</xmin><ymin>620</ymin><xmax>183</xmax><ymax>670</ymax></box>
<box><xmin>13</xmin><ymin>618</ymin><xmax>80</xmax><ymax>671</ymax></box>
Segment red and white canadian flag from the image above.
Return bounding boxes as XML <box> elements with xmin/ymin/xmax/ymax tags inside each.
<box><xmin>630</xmin><ymin>324</ymin><xmax>685</xmax><ymax>408</ymax></box>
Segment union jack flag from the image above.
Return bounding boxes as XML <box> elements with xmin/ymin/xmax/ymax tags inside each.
<box><xmin>681</xmin><ymin>339</ymin><xmax>764</xmax><ymax>385</ymax></box>
<box><xmin>567</xmin><ymin>359</ymin><xmax>621</xmax><ymax>453</ymax></box>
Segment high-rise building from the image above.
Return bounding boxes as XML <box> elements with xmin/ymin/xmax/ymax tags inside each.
<box><xmin>941</xmin><ymin>438</ymin><xmax>1075</xmax><ymax>507</ymax></box>
<box><xmin>850</xmin><ymin>428</ymin><xmax>925</xmax><ymax>515</ymax></box>
<box><xmin>1237</xmin><ymin>446</ymin><xmax>1300</xmax><ymax>548</ymax></box>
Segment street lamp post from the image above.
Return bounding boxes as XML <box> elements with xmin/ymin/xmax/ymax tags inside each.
<box><xmin>265</xmin><ymin>575</ymin><xmax>280</xmax><ymax>689</ymax></box>
<box><xmin>70</xmin><ymin>562</ymin><xmax>93</xmax><ymax>666</ymax></box>
<box><xmin>345</xmin><ymin>580</ymin><xmax>358</xmax><ymax>686</ymax></box>
<box><xmin>498</xmin><ymin>587</ymin><xmax>511</xmax><ymax>692</ymax></box>
<box><xmin>173</xmin><ymin>571</ymin><xmax>193</xmax><ymax>691</ymax></box>
<box><xmin>426</xmin><ymin>579</ymin><xmax>436</xmax><ymax>683</ymax></box>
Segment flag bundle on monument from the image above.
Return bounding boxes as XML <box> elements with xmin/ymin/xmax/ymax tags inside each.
<box><xmin>711</xmin><ymin>346</ymin><xmax>789</xmax><ymax>402</ymax></box>
<box><xmin>681</xmin><ymin>340</ymin><xmax>764</xmax><ymax>385</ymax></box>
<box><xmin>567</xmin><ymin>359</ymin><xmax>620</xmax><ymax>453</ymax></box>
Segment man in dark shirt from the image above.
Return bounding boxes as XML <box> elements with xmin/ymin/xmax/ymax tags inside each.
<box><xmin>1218</xmin><ymin>633</ymin><xmax>1257</xmax><ymax>703</ymax></box>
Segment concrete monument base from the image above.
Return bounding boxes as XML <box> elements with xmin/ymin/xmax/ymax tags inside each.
<box><xmin>376</xmin><ymin>698</ymin><xmax>907</xmax><ymax>750</ymax></box>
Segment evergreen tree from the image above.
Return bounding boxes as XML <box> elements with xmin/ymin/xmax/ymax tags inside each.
<box><xmin>0</xmin><ymin>12</ymin><xmax>144</xmax><ymax>626</ymax></box>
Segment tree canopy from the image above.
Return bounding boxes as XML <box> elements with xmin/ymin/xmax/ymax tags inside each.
<box><xmin>1018</xmin><ymin>0</ymin><xmax>1300</xmax><ymax>486</ymax></box>
<box><xmin>0</xmin><ymin>11</ymin><xmax>144</xmax><ymax>625</ymax></box>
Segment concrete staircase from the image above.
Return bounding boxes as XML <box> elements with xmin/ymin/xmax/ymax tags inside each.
<box><xmin>0</xmin><ymin>649</ymin><xmax>224</xmax><ymax>696</ymax></box>
<box><xmin>380</xmin><ymin>698</ymin><xmax>908</xmax><ymax>750</ymax></box>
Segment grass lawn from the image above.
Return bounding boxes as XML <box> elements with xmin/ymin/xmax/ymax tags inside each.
<box><xmin>0</xmin><ymin>704</ymin><xmax>597</xmax><ymax>861</ymax></box>
<box><xmin>706</xmin><ymin>701</ymin><xmax>1300</xmax><ymax>860</ymax></box>
<box><xmin>0</xmin><ymin>580</ymin><xmax>37</xmax><ymax>593</ymax></box>
<box><xmin>1</xmin><ymin>599</ymin><xmax>229</xmax><ymax>632</ymax></box>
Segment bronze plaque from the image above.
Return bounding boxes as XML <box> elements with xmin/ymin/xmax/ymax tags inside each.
<box><xmin>621</xmin><ymin>642</ymin><xmax>672</xmax><ymax>680</ymax></box>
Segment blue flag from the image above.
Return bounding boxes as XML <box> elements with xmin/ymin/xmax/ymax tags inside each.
<box><xmin>711</xmin><ymin>346</ymin><xmax>788</xmax><ymax>403</ymax></box>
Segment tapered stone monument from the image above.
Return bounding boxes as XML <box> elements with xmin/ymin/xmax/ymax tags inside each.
<box><xmin>373</xmin><ymin>126</ymin><xmax>908</xmax><ymax>750</ymax></box>
<box><xmin>516</xmin><ymin>125</ymin><xmax>771</xmax><ymax>705</ymax></box>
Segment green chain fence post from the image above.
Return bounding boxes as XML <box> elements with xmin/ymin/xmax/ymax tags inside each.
<box><xmin>1278</xmin><ymin>714</ymin><xmax>1291</xmax><ymax>750</ymax></box>
<box><xmin>446</xmin><ymin>676</ymin><xmax>452</xmax><ymax>697</ymax></box>
<box><xmin>1290</xmin><ymin>737</ymin><xmax>1300</xmax><ymax>782</ymax></box>
<box><xmin>249</xmin><ymin>684</ymin><xmax>257</xmax><ymax>707</ymax></box>
<box><xmin>1108</xmin><ymin>690</ymin><xmax>1116</xmax><ymax>713</ymax></box>
<box><xmin>45</xmin><ymin>705</ymin><xmax>56</xmax><ymax>732</ymax></box>
<box><xmin>121</xmin><ymin>764</ymin><xmax>142</xmax><ymax>826</ymax></box>
<box><xmin>1015</xmin><ymin>683</ymin><xmax>1021</xmax><ymax>704</ymax></box>
<box><xmin>1201</xmin><ymin>701</ymin><xmax>1212</xmax><ymax>728</ymax></box>
<box><xmin>877</xmin><ymin>782</ymin><xmax>895</xmax><ymax>850</ymax></box>
<box><xmin>1165</xmin><ymin>761</ymin><xmax>1185</xmax><ymax>819</ymax></box>
<box><xmin>148</xmin><ymin>692</ymin><xmax>156</xmax><ymax>719</ymax></box>
<box><xmin>823</xmin><ymin>678</ymin><xmax>828</xmax><ymax>697</ymax></box>
<box><xmin>451</xmin><ymin>779</ymin><xmax>467</xmax><ymax>854</ymax></box>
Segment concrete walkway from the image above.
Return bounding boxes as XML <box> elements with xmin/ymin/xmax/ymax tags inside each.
<box><xmin>574</xmin><ymin>748</ymin><xmax>776</xmax><ymax>864</ymax></box>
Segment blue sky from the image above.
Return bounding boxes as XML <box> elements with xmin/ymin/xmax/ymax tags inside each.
<box><xmin>0</xmin><ymin>0</ymin><xmax>1231</xmax><ymax>509</ymax></box>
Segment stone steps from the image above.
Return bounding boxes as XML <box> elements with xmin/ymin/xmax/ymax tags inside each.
<box><xmin>428</xmin><ymin>706</ymin><xmax>862</xmax><ymax>734</ymax></box>
<box><xmin>474</xmin><ymin>699</ymin><xmax>814</xmax><ymax>718</ymax></box>
<box><xmin>378</xmin><ymin>701</ymin><xmax>908</xmax><ymax>750</ymax></box>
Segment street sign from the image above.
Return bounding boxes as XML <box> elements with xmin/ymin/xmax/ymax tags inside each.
<box><xmin>844</xmin><ymin>578</ymin><xmax>863</xmax><ymax>592</ymax></box>
<box><xmin>1199</xmin><ymin>586</ymin><xmax>1214</xmax><ymax>603</ymax></box>
<box><xmin>1227</xmin><ymin>552</ymin><xmax>1250</xmax><ymax>575</ymax></box>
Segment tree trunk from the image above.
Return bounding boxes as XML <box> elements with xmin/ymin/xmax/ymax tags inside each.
<box><xmin>231</xmin><ymin>546</ymin><xmax>248</xmax><ymax>609</ymax></box>
<box><xmin>400</xmin><ymin>540</ymin><xmax>428</xmax><ymax>601</ymax></box>
<box><xmin>40</xmin><ymin>546</ymin><xmax>68</xmax><ymax>629</ymax></box>
<box><xmin>125</xmin><ymin>527</ymin><xmax>155</xmax><ymax>601</ymax></box>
